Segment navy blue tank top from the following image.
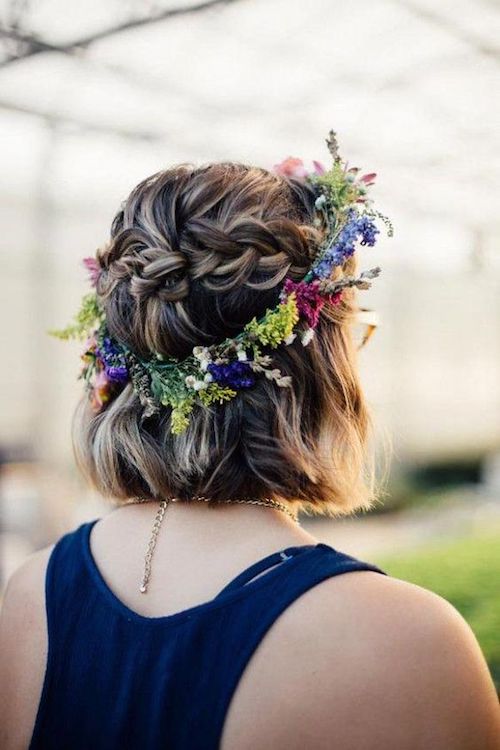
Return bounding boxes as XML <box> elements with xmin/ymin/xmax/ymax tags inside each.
<box><xmin>30</xmin><ymin>518</ymin><xmax>386</xmax><ymax>749</ymax></box>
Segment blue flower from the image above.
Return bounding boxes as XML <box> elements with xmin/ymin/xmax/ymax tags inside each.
<box><xmin>311</xmin><ymin>210</ymin><xmax>379</xmax><ymax>279</ymax></box>
<box><xmin>207</xmin><ymin>360</ymin><xmax>255</xmax><ymax>389</ymax></box>
<box><xmin>105</xmin><ymin>365</ymin><xmax>129</xmax><ymax>384</ymax></box>
<box><xmin>357</xmin><ymin>214</ymin><xmax>379</xmax><ymax>246</ymax></box>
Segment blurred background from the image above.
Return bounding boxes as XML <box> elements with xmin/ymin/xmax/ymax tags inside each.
<box><xmin>1</xmin><ymin>0</ymin><xmax>499</xmax><ymax>690</ymax></box>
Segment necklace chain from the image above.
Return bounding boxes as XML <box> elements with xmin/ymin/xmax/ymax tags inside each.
<box><xmin>133</xmin><ymin>495</ymin><xmax>300</xmax><ymax>594</ymax></box>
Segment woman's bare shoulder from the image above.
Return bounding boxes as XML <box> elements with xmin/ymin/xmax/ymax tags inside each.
<box><xmin>0</xmin><ymin>544</ymin><xmax>55</xmax><ymax>749</ymax></box>
<box><xmin>0</xmin><ymin>543</ymin><xmax>54</xmax><ymax>642</ymax></box>
<box><xmin>222</xmin><ymin>569</ymin><xmax>500</xmax><ymax>750</ymax></box>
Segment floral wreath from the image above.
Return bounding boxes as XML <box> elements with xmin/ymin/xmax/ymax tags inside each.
<box><xmin>51</xmin><ymin>130</ymin><xmax>393</xmax><ymax>435</ymax></box>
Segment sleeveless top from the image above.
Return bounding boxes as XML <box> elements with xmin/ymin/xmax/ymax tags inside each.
<box><xmin>29</xmin><ymin>518</ymin><xmax>386</xmax><ymax>749</ymax></box>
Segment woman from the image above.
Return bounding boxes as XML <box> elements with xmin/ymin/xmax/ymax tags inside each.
<box><xmin>1</xmin><ymin>132</ymin><xmax>499</xmax><ymax>749</ymax></box>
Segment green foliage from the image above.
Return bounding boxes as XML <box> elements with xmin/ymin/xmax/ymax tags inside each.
<box><xmin>167</xmin><ymin>384</ymin><xmax>238</xmax><ymax>434</ymax></box>
<box><xmin>375</xmin><ymin>529</ymin><xmax>500</xmax><ymax>692</ymax></box>
<box><xmin>150</xmin><ymin>367</ymin><xmax>191</xmax><ymax>408</ymax></box>
<box><xmin>49</xmin><ymin>293</ymin><xmax>103</xmax><ymax>340</ymax></box>
<box><xmin>244</xmin><ymin>294</ymin><xmax>299</xmax><ymax>348</ymax></box>
<box><xmin>147</xmin><ymin>367</ymin><xmax>194</xmax><ymax>434</ymax></box>
<box><xmin>310</xmin><ymin>161</ymin><xmax>362</xmax><ymax>212</ymax></box>
<box><xmin>150</xmin><ymin>369</ymin><xmax>239</xmax><ymax>434</ymax></box>
<box><xmin>198</xmin><ymin>384</ymin><xmax>237</xmax><ymax>406</ymax></box>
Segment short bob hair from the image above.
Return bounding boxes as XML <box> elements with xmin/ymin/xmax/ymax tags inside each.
<box><xmin>73</xmin><ymin>161</ymin><xmax>379</xmax><ymax>517</ymax></box>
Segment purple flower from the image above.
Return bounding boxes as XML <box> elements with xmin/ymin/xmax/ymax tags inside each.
<box><xmin>96</xmin><ymin>337</ymin><xmax>125</xmax><ymax>364</ymax></box>
<box><xmin>95</xmin><ymin>336</ymin><xmax>129</xmax><ymax>384</ymax></box>
<box><xmin>105</xmin><ymin>365</ymin><xmax>129</xmax><ymax>384</ymax></box>
<box><xmin>311</xmin><ymin>210</ymin><xmax>379</xmax><ymax>280</ymax></box>
<box><xmin>207</xmin><ymin>360</ymin><xmax>255</xmax><ymax>389</ymax></box>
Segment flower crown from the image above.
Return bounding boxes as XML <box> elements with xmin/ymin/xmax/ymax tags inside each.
<box><xmin>51</xmin><ymin>130</ymin><xmax>393</xmax><ymax>435</ymax></box>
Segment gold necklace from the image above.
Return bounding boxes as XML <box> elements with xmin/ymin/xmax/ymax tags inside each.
<box><xmin>133</xmin><ymin>495</ymin><xmax>300</xmax><ymax>594</ymax></box>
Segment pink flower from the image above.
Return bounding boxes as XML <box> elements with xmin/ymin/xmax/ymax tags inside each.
<box><xmin>360</xmin><ymin>172</ymin><xmax>377</xmax><ymax>185</ymax></box>
<box><xmin>312</xmin><ymin>160</ymin><xmax>326</xmax><ymax>175</ymax></box>
<box><xmin>273</xmin><ymin>157</ymin><xmax>309</xmax><ymax>179</ymax></box>
<box><xmin>83</xmin><ymin>334</ymin><xmax>98</xmax><ymax>352</ymax></box>
<box><xmin>328</xmin><ymin>291</ymin><xmax>343</xmax><ymax>305</ymax></box>
<box><xmin>90</xmin><ymin>369</ymin><xmax>111</xmax><ymax>411</ymax></box>
<box><xmin>282</xmin><ymin>279</ymin><xmax>325</xmax><ymax>328</ymax></box>
<box><xmin>282</xmin><ymin>278</ymin><xmax>343</xmax><ymax>328</ymax></box>
<box><xmin>273</xmin><ymin>157</ymin><xmax>327</xmax><ymax>181</ymax></box>
<box><xmin>83</xmin><ymin>257</ymin><xmax>101</xmax><ymax>287</ymax></box>
<box><xmin>345</xmin><ymin>167</ymin><xmax>377</xmax><ymax>195</ymax></box>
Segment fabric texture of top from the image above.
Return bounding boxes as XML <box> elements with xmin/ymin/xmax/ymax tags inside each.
<box><xmin>29</xmin><ymin>518</ymin><xmax>386</xmax><ymax>749</ymax></box>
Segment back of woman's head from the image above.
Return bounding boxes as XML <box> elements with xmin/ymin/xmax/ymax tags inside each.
<box><xmin>73</xmin><ymin>160</ymin><xmax>376</xmax><ymax>517</ymax></box>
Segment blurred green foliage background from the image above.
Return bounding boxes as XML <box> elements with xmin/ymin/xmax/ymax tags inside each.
<box><xmin>376</xmin><ymin>528</ymin><xmax>500</xmax><ymax>693</ymax></box>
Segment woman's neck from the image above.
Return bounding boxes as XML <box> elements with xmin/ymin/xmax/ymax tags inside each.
<box><xmin>108</xmin><ymin>496</ymin><xmax>317</xmax><ymax>553</ymax></box>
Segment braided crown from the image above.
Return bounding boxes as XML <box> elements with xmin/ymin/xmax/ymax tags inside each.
<box><xmin>96</xmin><ymin>164</ymin><xmax>319</xmax><ymax>301</ymax></box>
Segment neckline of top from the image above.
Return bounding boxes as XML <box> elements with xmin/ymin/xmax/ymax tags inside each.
<box><xmin>81</xmin><ymin>518</ymin><xmax>333</xmax><ymax>627</ymax></box>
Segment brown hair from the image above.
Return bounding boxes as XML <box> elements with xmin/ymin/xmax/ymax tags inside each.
<box><xmin>73</xmin><ymin>162</ymin><xmax>379</xmax><ymax>517</ymax></box>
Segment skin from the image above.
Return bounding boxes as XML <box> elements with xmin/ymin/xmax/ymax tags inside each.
<box><xmin>1</xmin><ymin>500</ymin><xmax>499</xmax><ymax>750</ymax></box>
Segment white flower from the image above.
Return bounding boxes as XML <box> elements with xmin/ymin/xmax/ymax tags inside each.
<box><xmin>200</xmin><ymin>359</ymin><xmax>210</xmax><ymax>371</ymax></box>
<box><xmin>265</xmin><ymin>368</ymin><xmax>281</xmax><ymax>380</ymax></box>
<box><xmin>259</xmin><ymin>355</ymin><xmax>273</xmax><ymax>366</ymax></box>
<box><xmin>284</xmin><ymin>332</ymin><xmax>297</xmax><ymax>345</ymax></box>
<box><xmin>237</xmin><ymin>350</ymin><xmax>248</xmax><ymax>361</ymax></box>
<box><xmin>193</xmin><ymin>380</ymin><xmax>208</xmax><ymax>391</ymax></box>
<box><xmin>193</xmin><ymin>346</ymin><xmax>210</xmax><ymax>360</ymax></box>
<box><xmin>277</xmin><ymin>376</ymin><xmax>292</xmax><ymax>387</ymax></box>
<box><xmin>185</xmin><ymin>375</ymin><xmax>197</xmax><ymax>388</ymax></box>
<box><xmin>301</xmin><ymin>328</ymin><xmax>315</xmax><ymax>346</ymax></box>
<box><xmin>315</xmin><ymin>194</ymin><xmax>327</xmax><ymax>210</ymax></box>
<box><xmin>204</xmin><ymin>372</ymin><xmax>213</xmax><ymax>383</ymax></box>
